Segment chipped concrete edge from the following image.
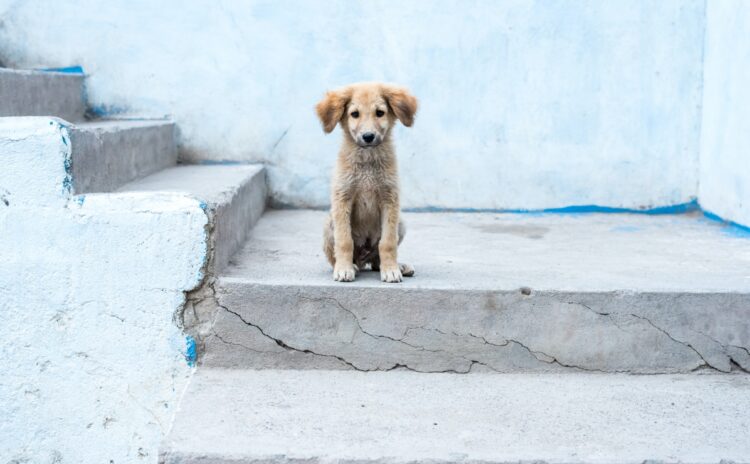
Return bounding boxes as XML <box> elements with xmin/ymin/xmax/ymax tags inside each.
<box><xmin>178</xmin><ymin>167</ymin><xmax>268</xmax><ymax>359</ymax></box>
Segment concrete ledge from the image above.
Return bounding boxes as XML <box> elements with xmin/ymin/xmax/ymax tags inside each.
<box><xmin>160</xmin><ymin>369</ymin><xmax>750</xmax><ymax>463</ymax></box>
<box><xmin>207</xmin><ymin>210</ymin><xmax>750</xmax><ymax>373</ymax></box>
<box><xmin>0</xmin><ymin>68</ymin><xmax>85</xmax><ymax>121</ymax></box>
<box><xmin>119</xmin><ymin>164</ymin><xmax>267</xmax><ymax>273</ymax></box>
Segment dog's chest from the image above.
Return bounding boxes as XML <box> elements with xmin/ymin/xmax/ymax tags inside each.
<box><xmin>351</xmin><ymin>168</ymin><xmax>384</xmax><ymax>228</ymax></box>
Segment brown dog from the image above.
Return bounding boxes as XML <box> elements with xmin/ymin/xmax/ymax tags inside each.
<box><xmin>316</xmin><ymin>82</ymin><xmax>417</xmax><ymax>283</ymax></box>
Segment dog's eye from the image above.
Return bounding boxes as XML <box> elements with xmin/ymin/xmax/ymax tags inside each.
<box><xmin>376</xmin><ymin>109</ymin><xmax>385</xmax><ymax>117</ymax></box>
<box><xmin>351</xmin><ymin>111</ymin><xmax>359</xmax><ymax>119</ymax></box>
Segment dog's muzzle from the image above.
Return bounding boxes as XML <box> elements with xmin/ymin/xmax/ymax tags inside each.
<box><xmin>358</xmin><ymin>132</ymin><xmax>381</xmax><ymax>147</ymax></box>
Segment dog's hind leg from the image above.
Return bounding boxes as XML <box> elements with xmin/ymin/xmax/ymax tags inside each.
<box><xmin>323</xmin><ymin>215</ymin><xmax>336</xmax><ymax>267</ymax></box>
<box><xmin>397</xmin><ymin>220</ymin><xmax>415</xmax><ymax>277</ymax></box>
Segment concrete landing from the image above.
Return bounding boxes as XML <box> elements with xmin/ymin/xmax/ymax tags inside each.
<box><xmin>208</xmin><ymin>210</ymin><xmax>750</xmax><ymax>373</ymax></box>
<box><xmin>160</xmin><ymin>369</ymin><xmax>750</xmax><ymax>464</ymax></box>
<box><xmin>223</xmin><ymin>210</ymin><xmax>750</xmax><ymax>291</ymax></box>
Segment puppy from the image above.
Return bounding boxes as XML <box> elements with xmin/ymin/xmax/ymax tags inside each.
<box><xmin>316</xmin><ymin>82</ymin><xmax>417</xmax><ymax>283</ymax></box>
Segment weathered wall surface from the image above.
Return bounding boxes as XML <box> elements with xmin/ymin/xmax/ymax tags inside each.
<box><xmin>0</xmin><ymin>119</ymin><xmax>207</xmax><ymax>463</ymax></box>
<box><xmin>0</xmin><ymin>0</ymin><xmax>705</xmax><ymax>209</ymax></box>
<box><xmin>699</xmin><ymin>0</ymin><xmax>750</xmax><ymax>228</ymax></box>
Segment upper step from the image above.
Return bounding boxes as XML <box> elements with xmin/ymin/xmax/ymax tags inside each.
<box><xmin>160</xmin><ymin>368</ymin><xmax>750</xmax><ymax>464</ymax></box>
<box><xmin>1</xmin><ymin>117</ymin><xmax>176</xmax><ymax>206</ymax></box>
<box><xmin>0</xmin><ymin>68</ymin><xmax>85</xmax><ymax>121</ymax></box>
<box><xmin>70</xmin><ymin>119</ymin><xmax>177</xmax><ymax>194</ymax></box>
<box><xmin>207</xmin><ymin>210</ymin><xmax>750</xmax><ymax>374</ymax></box>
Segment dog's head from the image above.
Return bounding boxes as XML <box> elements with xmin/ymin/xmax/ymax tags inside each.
<box><xmin>316</xmin><ymin>82</ymin><xmax>417</xmax><ymax>148</ymax></box>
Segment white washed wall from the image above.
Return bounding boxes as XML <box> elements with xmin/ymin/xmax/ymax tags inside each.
<box><xmin>0</xmin><ymin>0</ymin><xmax>705</xmax><ymax>209</ymax></box>
<box><xmin>699</xmin><ymin>0</ymin><xmax>750</xmax><ymax>228</ymax></box>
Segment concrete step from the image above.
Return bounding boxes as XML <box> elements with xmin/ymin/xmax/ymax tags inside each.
<box><xmin>69</xmin><ymin>119</ymin><xmax>178</xmax><ymax>194</ymax></box>
<box><xmin>0</xmin><ymin>117</ymin><xmax>177</xmax><ymax>205</ymax></box>
<box><xmin>0</xmin><ymin>68</ymin><xmax>85</xmax><ymax>121</ymax></box>
<box><xmin>207</xmin><ymin>210</ymin><xmax>750</xmax><ymax>374</ymax></box>
<box><xmin>119</xmin><ymin>164</ymin><xmax>267</xmax><ymax>273</ymax></box>
<box><xmin>160</xmin><ymin>368</ymin><xmax>750</xmax><ymax>463</ymax></box>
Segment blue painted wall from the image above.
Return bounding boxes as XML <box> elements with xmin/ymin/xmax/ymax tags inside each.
<box><xmin>0</xmin><ymin>0</ymin><xmax>707</xmax><ymax>210</ymax></box>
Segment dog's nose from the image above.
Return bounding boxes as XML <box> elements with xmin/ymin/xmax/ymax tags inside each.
<box><xmin>362</xmin><ymin>133</ymin><xmax>375</xmax><ymax>144</ymax></box>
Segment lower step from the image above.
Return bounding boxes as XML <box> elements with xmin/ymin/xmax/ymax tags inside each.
<box><xmin>207</xmin><ymin>210</ymin><xmax>750</xmax><ymax>374</ymax></box>
<box><xmin>160</xmin><ymin>369</ymin><xmax>750</xmax><ymax>463</ymax></box>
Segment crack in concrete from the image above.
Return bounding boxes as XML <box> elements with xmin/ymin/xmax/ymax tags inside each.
<box><xmin>628</xmin><ymin>313</ymin><xmax>716</xmax><ymax>372</ymax></box>
<box><xmin>572</xmin><ymin>299</ymin><xmax>746</xmax><ymax>374</ymax></box>
<box><xmin>219</xmin><ymin>300</ymin><xmax>503</xmax><ymax>374</ymax></box>
<box><xmin>295</xmin><ymin>295</ymin><xmax>545</xmax><ymax>372</ymax></box>
<box><xmin>219</xmin><ymin>294</ymin><xmax>743</xmax><ymax>374</ymax></box>
<box><xmin>566</xmin><ymin>301</ymin><xmax>633</xmax><ymax>335</ymax></box>
<box><xmin>219</xmin><ymin>303</ymin><xmax>373</xmax><ymax>372</ymax></box>
<box><xmin>403</xmin><ymin>326</ymin><xmax>512</xmax><ymax>349</ymax></box>
<box><xmin>687</xmin><ymin>328</ymin><xmax>750</xmax><ymax>373</ymax></box>
<box><xmin>197</xmin><ymin>278</ymin><xmax>748</xmax><ymax>375</ymax></box>
<box><xmin>209</xmin><ymin>330</ymin><xmax>271</xmax><ymax>355</ymax></box>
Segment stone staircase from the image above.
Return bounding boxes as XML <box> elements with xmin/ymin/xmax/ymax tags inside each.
<box><xmin>3</xmin><ymin>67</ymin><xmax>750</xmax><ymax>463</ymax></box>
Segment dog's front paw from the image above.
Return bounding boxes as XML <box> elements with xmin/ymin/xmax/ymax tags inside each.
<box><xmin>333</xmin><ymin>264</ymin><xmax>356</xmax><ymax>282</ymax></box>
<box><xmin>380</xmin><ymin>264</ymin><xmax>403</xmax><ymax>283</ymax></box>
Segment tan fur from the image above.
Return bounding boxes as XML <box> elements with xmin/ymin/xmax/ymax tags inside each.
<box><xmin>316</xmin><ymin>82</ymin><xmax>417</xmax><ymax>283</ymax></box>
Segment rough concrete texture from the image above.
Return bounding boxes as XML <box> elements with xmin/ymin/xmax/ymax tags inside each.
<box><xmin>0</xmin><ymin>191</ymin><xmax>208</xmax><ymax>463</ymax></box>
<box><xmin>160</xmin><ymin>369</ymin><xmax>750</xmax><ymax>464</ymax></box>
<box><xmin>120</xmin><ymin>164</ymin><xmax>267</xmax><ymax>273</ymax></box>
<box><xmin>699</xmin><ymin>0</ymin><xmax>750</xmax><ymax>228</ymax></box>
<box><xmin>0</xmin><ymin>117</ymin><xmax>177</xmax><ymax>206</ymax></box>
<box><xmin>207</xmin><ymin>210</ymin><xmax>750</xmax><ymax>373</ymax></box>
<box><xmin>0</xmin><ymin>68</ymin><xmax>84</xmax><ymax>121</ymax></box>
<box><xmin>0</xmin><ymin>1</ymin><xmax>705</xmax><ymax>210</ymax></box>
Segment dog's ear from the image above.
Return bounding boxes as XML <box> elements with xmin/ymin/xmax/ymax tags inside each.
<box><xmin>382</xmin><ymin>85</ymin><xmax>418</xmax><ymax>127</ymax></box>
<box><xmin>315</xmin><ymin>88</ymin><xmax>351</xmax><ymax>133</ymax></box>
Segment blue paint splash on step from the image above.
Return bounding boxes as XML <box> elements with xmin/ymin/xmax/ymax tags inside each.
<box><xmin>185</xmin><ymin>336</ymin><xmax>197</xmax><ymax>367</ymax></box>
<box><xmin>87</xmin><ymin>104</ymin><xmax>129</xmax><ymax>118</ymax></box>
<box><xmin>40</xmin><ymin>65</ymin><xmax>84</xmax><ymax>74</ymax></box>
